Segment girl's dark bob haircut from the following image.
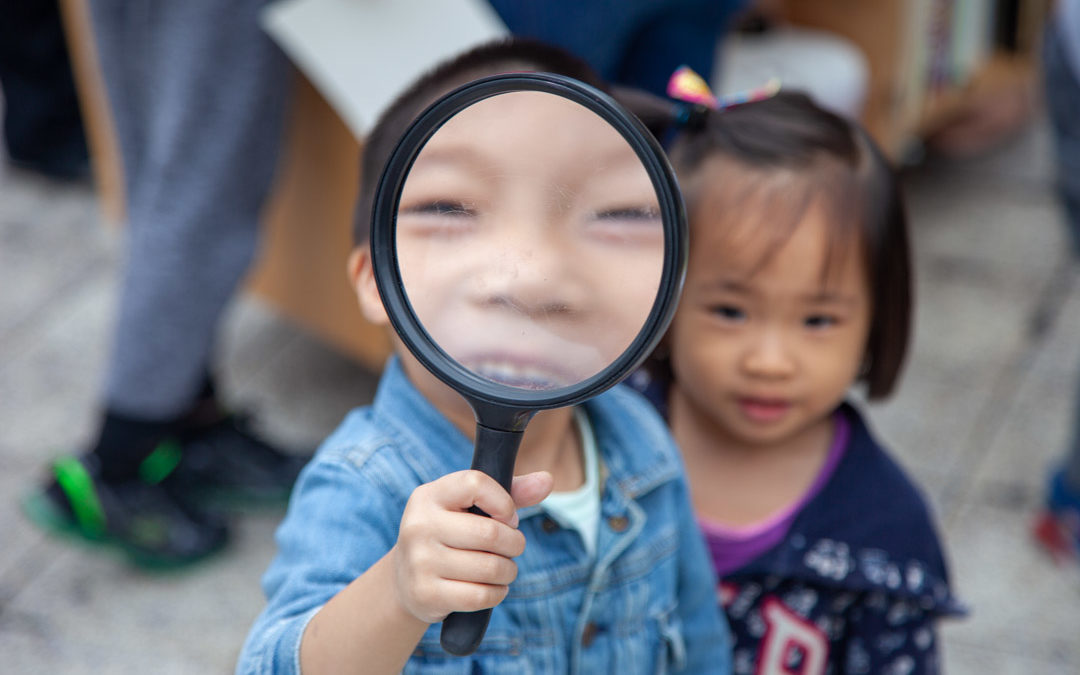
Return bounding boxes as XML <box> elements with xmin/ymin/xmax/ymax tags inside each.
<box><xmin>665</xmin><ymin>91</ymin><xmax>913</xmax><ymax>400</ymax></box>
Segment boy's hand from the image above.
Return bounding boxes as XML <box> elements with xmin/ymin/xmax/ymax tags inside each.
<box><xmin>391</xmin><ymin>470</ymin><xmax>554</xmax><ymax>624</ymax></box>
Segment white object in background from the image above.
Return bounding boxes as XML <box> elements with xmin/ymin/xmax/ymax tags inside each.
<box><xmin>262</xmin><ymin>0</ymin><xmax>508</xmax><ymax>139</ymax></box>
<box><xmin>716</xmin><ymin>28</ymin><xmax>869</xmax><ymax>121</ymax></box>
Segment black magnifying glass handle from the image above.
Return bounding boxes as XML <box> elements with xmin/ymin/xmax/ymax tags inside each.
<box><xmin>440</xmin><ymin>424</ymin><xmax>524</xmax><ymax>656</ymax></box>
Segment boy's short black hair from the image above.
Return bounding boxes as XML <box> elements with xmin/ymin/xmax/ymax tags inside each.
<box><xmin>666</xmin><ymin>92</ymin><xmax>913</xmax><ymax>400</ymax></box>
<box><xmin>353</xmin><ymin>38</ymin><xmax>606</xmax><ymax>245</ymax></box>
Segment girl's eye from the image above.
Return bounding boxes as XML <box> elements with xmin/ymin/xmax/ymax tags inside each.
<box><xmin>804</xmin><ymin>314</ymin><xmax>838</xmax><ymax>329</ymax></box>
<box><xmin>711</xmin><ymin>305</ymin><xmax>746</xmax><ymax>322</ymax></box>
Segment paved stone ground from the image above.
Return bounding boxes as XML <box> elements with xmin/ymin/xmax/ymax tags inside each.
<box><xmin>1</xmin><ymin>116</ymin><xmax>1078</xmax><ymax>673</ymax></box>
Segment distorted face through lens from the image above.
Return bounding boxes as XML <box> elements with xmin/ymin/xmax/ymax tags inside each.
<box><xmin>395</xmin><ymin>91</ymin><xmax>664</xmax><ymax>391</ymax></box>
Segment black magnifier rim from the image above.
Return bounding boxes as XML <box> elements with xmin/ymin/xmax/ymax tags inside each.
<box><xmin>370</xmin><ymin>72</ymin><xmax>687</xmax><ymax>414</ymax></box>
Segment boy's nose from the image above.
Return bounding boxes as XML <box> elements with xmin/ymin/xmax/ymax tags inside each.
<box><xmin>474</xmin><ymin>227</ymin><xmax>582</xmax><ymax>319</ymax></box>
<box><xmin>741</xmin><ymin>329</ymin><xmax>796</xmax><ymax>379</ymax></box>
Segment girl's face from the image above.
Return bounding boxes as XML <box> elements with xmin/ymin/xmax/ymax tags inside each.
<box><xmin>668</xmin><ymin>179</ymin><xmax>872</xmax><ymax>450</ymax></box>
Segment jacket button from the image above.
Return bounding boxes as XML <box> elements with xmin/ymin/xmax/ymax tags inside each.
<box><xmin>541</xmin><ymin>517</ymin><xmax>560</xmax><ymax>533</ymax></box>
<box><xmin>581</xmin><ymin>622</ymin><xmax>599</xmax><ymax>647</ymax></box>
<box><xmin>607</xmin><ymin>515</ymin><xmax>629</xmax><ymax>532</ymax></box>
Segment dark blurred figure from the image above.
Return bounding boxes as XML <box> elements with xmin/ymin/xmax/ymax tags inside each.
<box><xmin>488</xmin><ymin>0</ymin><xmax>752</xmax><ymax>97</ymax></box>
<box><xmin>1034</xmin><ymin>0</ymin><xmax>1080</xmax><ymax>564</ymax></box>
<box><xmin>20</xmin><ymin>0</ymin><xmax>305</xmax><ymax>569</ymax></box>
<box><xmin>1044</xmin><ymin>0</ymin><xmax>1080</xmax><ymax>256</ymax></box>
<box><xmin>0</xmin><ymin>0</ymin><xmax>90</xmax><ymax>180</ymax></box>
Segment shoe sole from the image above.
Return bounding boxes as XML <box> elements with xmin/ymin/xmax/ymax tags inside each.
<box><xmin>188</xmin><ymin>485</ymin><xmax>294</xmax><ymax>512</ymax></box>
<box><xmin>20</xmin><ymin>491</ymin><xmax>226</xmax><ymax>571</ymax></box>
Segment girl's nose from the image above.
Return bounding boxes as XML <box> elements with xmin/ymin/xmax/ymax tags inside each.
<box><xmin>741</xmin><ymin>328</ymin><xmax>796</xmax><ymax>379</ymax></box>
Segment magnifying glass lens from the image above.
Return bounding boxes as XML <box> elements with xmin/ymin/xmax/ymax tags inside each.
<box><xmin>396</xmin><ymin>91</ymin><xmax>665</xmax><ymax>395</ymax></box>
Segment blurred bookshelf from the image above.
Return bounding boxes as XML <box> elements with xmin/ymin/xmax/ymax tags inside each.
<box><xmin>781</xmin><ymin>0</ymin><xmax>1051</xmax><ymax>161</ymax></box>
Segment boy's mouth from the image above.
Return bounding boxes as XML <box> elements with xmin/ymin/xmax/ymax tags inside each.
<box><xmin>737</xmin><ymin>397</ymin><xmax>792</xmax><ymax>423</ymax></box>
<box><xmin>461</xmin><ymin>354</ymin><xmax>574</xmax><ymax>391</ymax></box>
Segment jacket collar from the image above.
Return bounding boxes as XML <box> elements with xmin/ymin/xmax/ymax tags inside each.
<box><xmin>371</xmin><ymin>356</ymin><xmax>681</xmax><ymax>501</ymax></box>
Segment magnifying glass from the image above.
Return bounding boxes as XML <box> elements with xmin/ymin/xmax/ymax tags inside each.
<box><xmin>370</xmin><ymin>73</ymin><xmax>687</xmax><ymax>656</ymax></box>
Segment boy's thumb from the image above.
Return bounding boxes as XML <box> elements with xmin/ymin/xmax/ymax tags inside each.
<box><xmin>510</xmin><ymin>471</ymin><xmax>554</xmax><ymax>509</ymax></box>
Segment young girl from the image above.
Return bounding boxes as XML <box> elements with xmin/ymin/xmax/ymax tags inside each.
<box><xmin>631</xmin><ymin>78</ymin><xmax>964</xmax><ymax>674</ymax></box>
<box><xmin>236</xmin><ymin>43</ymin><xmax>731</xmax><ymax>675</ymax></box>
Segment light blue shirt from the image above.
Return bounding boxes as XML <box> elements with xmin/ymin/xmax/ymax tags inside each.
<box><xmin>236</xmin><ymin>357</ymin><xmax>732</xmax><ymax>674</ymax></box>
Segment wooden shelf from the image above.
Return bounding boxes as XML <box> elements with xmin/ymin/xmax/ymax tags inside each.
<box><xmin>916</xmin><ymin>50</ymin><xmax>1035</xmax><ymax>137</ymax></box>
<box><xmin>779</xmin><ymin>0</ymin><xmax>1043</xmax><ymax>161</ymax></box>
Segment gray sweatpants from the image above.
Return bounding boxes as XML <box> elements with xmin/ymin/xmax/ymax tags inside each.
<box><xmin>88</xmin><ymin>0</ymin><xmax>289</xmax><ymax>420</ymax></box>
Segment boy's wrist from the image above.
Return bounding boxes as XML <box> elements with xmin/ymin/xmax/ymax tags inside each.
<box><xmin>385</xmin><ymin>544</ymin><xmax>438</xmax><ymax>628</ymax></box>
<box><xmin>299</xmin><ymin>548</ymin><xmax>431</xmax><ymax>674</ymax></box>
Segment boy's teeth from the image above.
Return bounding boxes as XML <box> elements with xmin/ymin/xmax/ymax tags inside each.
<box><xmin>470</xmin><ymin>360</ymin><xmax>562</xmax><ymax>389</ymax></box>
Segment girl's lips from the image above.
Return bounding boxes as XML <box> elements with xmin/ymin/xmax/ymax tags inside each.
<box><xmin>737</xmin><ymin>397</ymin><xmax>792</xmax><ymax>423</ymax></box>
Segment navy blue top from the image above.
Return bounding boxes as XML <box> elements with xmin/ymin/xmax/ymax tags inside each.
<box><xmin>629</xmin><ymin>372</ymin><xmax>965</xmax><ymax>674</ymax></box>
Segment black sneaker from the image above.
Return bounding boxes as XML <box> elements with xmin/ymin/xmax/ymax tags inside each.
<box><xmin>21</xmin><ymin>450</ymin><xmax>229</xmax><ymax>569</ymax></box>
<box><xmin>171</xmin><ymin>412</ymin><xmax>309</xmax><ymax>509</ymax></box>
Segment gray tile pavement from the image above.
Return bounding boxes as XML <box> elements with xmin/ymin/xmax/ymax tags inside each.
<box><xmin>1</xmin><ymin>116</ymin><xmax>1078</xmax><ymax>673</ymax></box>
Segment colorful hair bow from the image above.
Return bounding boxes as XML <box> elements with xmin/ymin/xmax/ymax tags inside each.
<box><xmin>666</xmin><ymin>66</ymin><xmax>780</xmax><ymax>110</ymax></box>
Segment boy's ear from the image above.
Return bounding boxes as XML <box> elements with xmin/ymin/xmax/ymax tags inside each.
<box><xmin>347</xmin><ymin>247</ymin><xmax>390</xmax><ymax>326</ymax></box>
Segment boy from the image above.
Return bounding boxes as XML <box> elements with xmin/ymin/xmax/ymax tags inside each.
<box><xmin>236</xmin><ymin>40</ymin><xmax>732</xmax><ymax>674</ymax></box>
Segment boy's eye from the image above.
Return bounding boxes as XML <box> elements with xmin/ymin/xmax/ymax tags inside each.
<box><xmin>804</xmin><ymin>314</ymin><xmax>838</xmax><ymax>329</ymax></box>
<box><xmin>710</xmin><ymin>305</ymin><xmax>746</xmax><ymax>322</ymax></box>
<box><xmin>402</xmin><ymin>200</ymin><xmax>477</xmax><ymax>218</ymax></box>
<box><xmin>584</xmin><ymin>205</ymin><xmax>663</xmax><ymax>244</ymax></box>
<box><xmin>591</xmin><ymin>205</ymin><xmax>662</xmax><ymax>224</ymax></box>
<box><xmin>398</xmin><ymin>199</ymin><xmax>479</xmax><ymax>237</ymax></box>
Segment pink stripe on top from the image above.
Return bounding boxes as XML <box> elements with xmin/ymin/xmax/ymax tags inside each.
<box><xmin>700</xmin><ymin>411</ymin><xmax>851</xmax><ymax>577</ymax></box>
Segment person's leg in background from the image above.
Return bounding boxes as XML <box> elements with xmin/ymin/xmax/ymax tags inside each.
<box><xmin>98</xmin><ymin>0</ymin><xmax>306</xmax><ymax>506</ymax></box>
<box><xmin>1034</xmin><ymin>10</ymin><xmax>1080</xmax><ymax>563</ymax></box>
<box><xmin>22</xmin><ymin>0</ymin><xmax>302</xmax><ymax>567</ymax></box>
<box><xmin>0</xmin><ymin>0</ymin><xmax>90</xmax><ymax>180</ymax></box>
<box><xmin>488</xmin><ymin>0</ymin><xmax>751</xmax><ymax>97</ymax></box>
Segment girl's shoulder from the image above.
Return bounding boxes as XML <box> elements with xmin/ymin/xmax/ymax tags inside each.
<box><xmin>736</xmin><ymin>403</ymin><xmax>963</xmax><ymax>615</ymax></box>
<box><xmin>828</xmin><ymin>403</ymin><xmax>939</xmax><ymax>536</ymax></box>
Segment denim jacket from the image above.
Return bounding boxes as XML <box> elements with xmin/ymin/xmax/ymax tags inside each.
<box><xmin>237</xmin><ymin>357</ymin><xmax>732</xmax><ymax>674</ymax></box>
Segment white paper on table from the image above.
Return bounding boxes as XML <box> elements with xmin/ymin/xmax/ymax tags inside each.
<box><xmin>262</xmin><ymin>0</ymin><xmax>508</xmax><ymax>139</ymax></box>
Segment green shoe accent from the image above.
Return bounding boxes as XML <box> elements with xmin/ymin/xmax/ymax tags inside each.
<box><xmin>52</xmin><ymin>457</ymin><xmax>106</xmax><ymax>538</ymax></box>
<box><xmin>139</xmin><ymin>439</ymin><xmax>183</xmax><ymax>484</ymax></box>
<box><xmin>21</xmin><ymin>487</ymin><xmax>226</xmax><ymax>572</ymax></box>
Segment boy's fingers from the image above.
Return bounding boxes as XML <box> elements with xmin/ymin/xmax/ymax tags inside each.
<box><xmin>510</xmin><ymin>471</ymin><xmax>554</xmax><ymax>509</ymax></box>
<box><xmin>432</xmin><ymin>579</ymin><xmax>510</xmax><ymax>616</ymax></box>
<box><xmin>432</xmin><ymin>470</ymin><xmax>518</xmax><ymax>526</ymax></box>
<box><xmin>439</xmin><ymin>512</ymin><xmax>526</xmax><ymax>558</ymax></box>
<box><xmin>436</xmin><ymin>548</ymin><xmax>519</xmax><ymax>586</ymax></box>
